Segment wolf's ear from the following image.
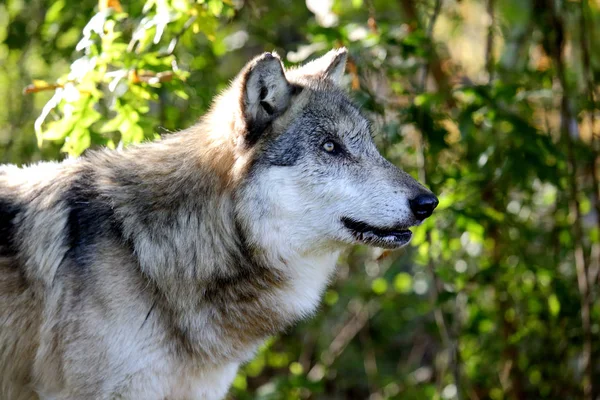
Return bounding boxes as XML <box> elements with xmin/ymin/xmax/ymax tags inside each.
<box><xmin>297</xmin><ymin>47</ymin><xmax>348</xmax><ymax>85</ymax></box>
<box><xmin>239</xmin><ymin>52</ymin><xmax>291</xmax><ymax>146</ymax></box>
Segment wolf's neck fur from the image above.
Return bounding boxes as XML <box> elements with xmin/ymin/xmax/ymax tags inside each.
<box><xmin>93</xmin><ymin>125</ymin><xmax>338</xmax><ymax>362</ymax></box>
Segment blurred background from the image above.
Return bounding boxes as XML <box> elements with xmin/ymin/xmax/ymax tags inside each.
<box><xmin>1</xmin><ymin>0</ymin><xmax>600</xmax><ymax>399</ymax></box>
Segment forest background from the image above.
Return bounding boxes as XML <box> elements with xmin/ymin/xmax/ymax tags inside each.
<box><xmin>1</xmin><ymin>0</ymin><xmax>600</xmax><ymax>399</ymax></box>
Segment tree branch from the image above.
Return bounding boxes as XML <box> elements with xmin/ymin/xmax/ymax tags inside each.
<box><xmin>542</xmin><ymin>1</ymin><xmax>594</xmax><ymax>398</ymax></box>
<box><xmin>398</xmin><ymin>0</ymin><xmax>455</xmax><ymax>107</ymax></box>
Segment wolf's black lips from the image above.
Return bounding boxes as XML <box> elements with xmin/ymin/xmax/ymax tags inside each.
<box><xmin>341</xmin><ymin>217</ymin><xmax>412</xmax><ymax>249</ymax></box>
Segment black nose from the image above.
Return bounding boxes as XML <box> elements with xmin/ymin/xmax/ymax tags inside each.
<box><xmin>409</xmin><ymin>194</ymin><xmax>439</xmax><ymax>221</ymax></box>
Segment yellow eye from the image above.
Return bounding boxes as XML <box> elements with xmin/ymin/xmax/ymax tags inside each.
<box><xmin>323</xmin><ymin>141</ymin><xmax>336</xmax><ymax>153</ymax></box>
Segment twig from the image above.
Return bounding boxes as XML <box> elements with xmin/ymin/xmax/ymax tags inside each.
<box><xmin>308</xmin><ymin>300</ymin><xmax>380</xmax><ymax>379</ymax></box>
<box><xmin>23</xmin><ymin>82</ymin><xmax>65</xmax><ymax>95</ymax></box>
<box><xmin>398</xmin><ymin>0</ymin><xmax>456</xmax><ymax>107</ymax></box>
<box><xmin>158</xmin><ymin>15</ymin><xmax>197</xmax><ymax>58</ymax></box>
<box><xmin>129</xmin><ymin>70</ymin><xmax>175</xmax><ymax>84</ymax></box>
<box><xmin>24</xmin><ymin>69</ymin><xmax>177</xmax><ymax>98</ymax></box>
<box><xmin>298</xmin><ymin>332</ymin><xmax>317</xmax><ymax>373</ymax></box>
<box><xmin>359</xmin><ymin>320</ymin><xmax>380</xmax><ymax>396</ymax></box>
<box><xmin>419</xmin><ymin>0</ymin><xmax>443</xmax><ymax>89</ymax></box>
<box><xmin>365</xmin><ymin>0</ymin><xmax>378</xmax><ymax>34</ymax></box>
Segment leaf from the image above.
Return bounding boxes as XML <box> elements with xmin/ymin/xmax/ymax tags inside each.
<box><xmin>548</xmin><ymin>294</ymin><xmax>560</xmax><ymax>317</ymax></box>
<box><xmin>42</xmin><ymin>118</ymin><xmax>75</xmax><ymax>141</ymax></box>
<box><xmin>45</xmin><ymin>0</ymin><xmax>66</xmax><ymax>24</ymax></box>
<box><xmin>99</xmin><ymin>114</ymin><xmax>126</xmax><ymax>133</ymax></box>
<box><xmin>394</xmin><ymin>273</ymin><xmax>412</xmax><ymax>294</ymax></box>
<box><xmin>289</xmin><ymin>362</ymin><xmax>303</xmax><ymax>376</ymax></box>
<box><xmin>62</xmin><ymin>127</ymin><xmax>91</xmax><ymax>157</ymax></box>
<box><xmin>208</xmin><ymin>0</ymin><xmax>223</xmax><ymax>16</ymax></box>
<box><xmin>174</xmin><ymin>89</ymin><xmax>189</xmax><ymax>99</ymax></box>
<box><xmin>372</xmin><ymin>278</ymin><xmax>388</xmax><ymax>295</ymax></box>
<box><xmin>118</xmin><ymin>119</ymin><xmax>143</xmax><ymax>144</ymax></box>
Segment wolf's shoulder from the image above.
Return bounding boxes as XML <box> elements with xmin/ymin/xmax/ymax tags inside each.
<box><xmin>0</xmin><ymin>157</ymin><xmax>125</xmax><ymax>279</ymax></box>
<box><xmin>0</xmin><ymin>159</ymin><xmax>80</xmax><ymax>190</ymax></box>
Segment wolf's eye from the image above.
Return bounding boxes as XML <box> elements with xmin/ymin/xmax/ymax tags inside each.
<box><xmin>323</xmin><ymin>141</ymin><xmax>337</xmax><ymax>154</ymax></box>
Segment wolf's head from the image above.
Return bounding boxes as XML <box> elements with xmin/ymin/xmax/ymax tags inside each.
<box><xmin>215</xmin><ymin>49</ymin><xmax>437</xmax><ymax>253</ymax></box>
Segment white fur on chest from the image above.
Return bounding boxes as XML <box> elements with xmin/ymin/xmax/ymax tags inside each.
<box><xmin>120</xmin><ymin>359</ymin><xmax>239</xmax><ymax>400</ymax></box>
<box><xmin>273</xmin><ymin>251</ymin><xmax>340</xmax><ymax>319</ymax></box>
<box><xmin>117</xmin><ymin>253</ymin><xmax>338</xmax><ymax>400</ymax></box>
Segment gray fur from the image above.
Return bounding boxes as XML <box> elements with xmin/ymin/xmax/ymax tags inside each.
<box><xmin>0</xmin><ymin>48</ymin><xmax>436</xmax><ymax>399</ymax></box>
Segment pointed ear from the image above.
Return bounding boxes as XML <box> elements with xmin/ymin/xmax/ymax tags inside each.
<box><xmin>297</xmin><ymin>47</ymin><xmax>348</xmax><ymax>84</ymax></box>
<box><xmin>239</xmin><ymin>52</ymin><xmax>292</xmax><ymax>146</ymax></box>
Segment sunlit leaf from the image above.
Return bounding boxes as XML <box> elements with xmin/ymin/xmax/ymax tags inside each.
<box><xmin>371</xmin><ymin>278</ymin><xmax>388</xmax><ymax>295</ymax></box>
<box><xmin>548</xmin><ymin>294</ymin><xmax>561</xmax><ymax>317</ymax></box>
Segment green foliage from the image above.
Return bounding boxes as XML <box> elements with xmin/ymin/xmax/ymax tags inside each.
<box><xmin>2</xmin><ymin>0</ymin><xmax>600</xmax><ymax>399</ymax></box>
<box><xmin>31</xmin><ymin>0</ymin><xmax>237</xmax><ymax>155</ymax></box>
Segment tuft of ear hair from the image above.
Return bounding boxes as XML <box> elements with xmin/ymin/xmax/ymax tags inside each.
<box><xmin>239</xmin><ymin>52</ymin><xmax>292</xmax><ymax>146</ymax></box>
<box><xmin>295</xmin><ymin>47</ymin><xmax>348</xmax><ymax>85</ymax></box>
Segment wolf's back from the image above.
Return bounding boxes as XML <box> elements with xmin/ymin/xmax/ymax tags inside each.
<box><xmin>0</xmin><ymin>160</ymin><xmax>89</xmax><ymax>399</ymax></box>
<box><xmin>0</xmin><ymin>164</ymin><xmax>55</xmax><ymax>399</ymax></box>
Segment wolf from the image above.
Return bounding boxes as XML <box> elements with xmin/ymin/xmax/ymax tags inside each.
<box><xmin>0</xmin><ymin>48</ymin><xmax>437</xmax><ymax>399</ymax></box>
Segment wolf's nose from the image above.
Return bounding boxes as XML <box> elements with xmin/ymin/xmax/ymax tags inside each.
<box><xmin>409</xmin><ymin>194</ymin><xmax>439</xmax><ymax>221</ymax></box>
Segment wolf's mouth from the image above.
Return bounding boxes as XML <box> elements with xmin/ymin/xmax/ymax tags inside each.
<box><xmin>341</xmin><ymin>217</ymin><xmax>412</xmax><ymax>249</ymax></box>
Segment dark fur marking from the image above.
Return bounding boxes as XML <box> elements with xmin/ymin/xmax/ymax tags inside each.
<box><xmin>290</xmin><ymin>84</ymin><xmax>303</xmax><ymax>97</ymax></box>
<box><xmin>0</xmin><ymin>198</ymin><xmax>21</xmax><ymax>257</ymax></box>
<box><xmin>202</xmin><ymin>220</ymin><xmax>284</xmax><ymax>304</ymax></box>
<box><xmin>139</xmin><ymin>300</ymin><xmax>157</xmax><ymax>331</ymax></box>
<box><xmin>63</xmin><ymin>170</ymin><xmax>130</xmax><ymax>268</ymax></box>
<box><xmin>246</xmin><ymin>121</ymin><xmax>270</xmax><ymax>148</ymax></box>
<box><xmin>267</xmin><ymin>135</ymin><xmax>301</xmax><ymax>167</ymax></box>
<box><xmin>259</xmin><ymin>85</ymin><xmax>268</xmax><ymax>101</ymax></box>
<box><xmin>260</xmin><ymin>100</ymin><xmax>274</xmax><ymax>116</ymax></box>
